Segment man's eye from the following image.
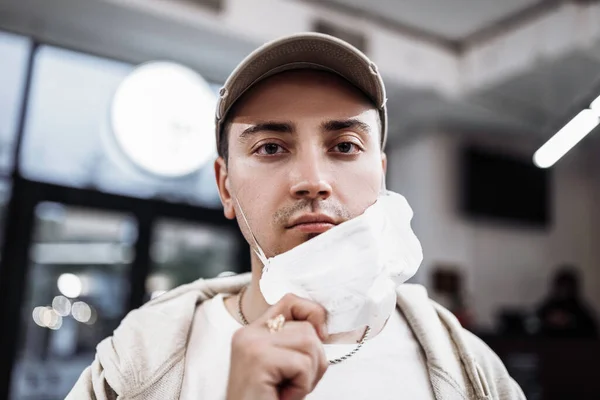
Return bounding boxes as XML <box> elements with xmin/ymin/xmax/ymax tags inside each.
<box><xmin>332</xmin><ymin>142</ymin><xmax>361</xmax><ymax>154</ymax></box>
<box><xmin>256</xmin><ymin>143</ymin><xmax>285</xmax><ymax>155</ymax></box>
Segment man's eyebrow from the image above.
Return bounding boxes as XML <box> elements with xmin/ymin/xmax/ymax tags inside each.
<box><xmin>321</xmin><ymin>119</ymin><xmax>372</xmax><ymax>135</ymax></box>
<box><xmin>239</xmin><ymin>121</ymin><xmax>295</xmax><ymax>138</ymax></box>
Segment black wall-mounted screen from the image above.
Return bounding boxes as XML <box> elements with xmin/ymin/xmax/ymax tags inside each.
<box><xmin>460</xmin><ymin>146</ymin><xmax>552</xmax><ymax>228</ymax></box>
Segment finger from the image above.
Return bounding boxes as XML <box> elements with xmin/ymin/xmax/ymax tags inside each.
<box><xmin>259</xmin><ymin>294</ymin><xmax>329</xmax><ymax>340</ymax></box>
<box><xmin>268</xmin><ymin>348</ymin><xmax>318</xmax><ymax>400</ymax></box>
<box><xmin>268</xmin><ymin>321</ymin><xmax>329</xmax><ymax>386</ymax></box>
<box><xmin>282</xmin><ymin>323</ymin><xmax>328</xmax><ymax>387</ymax></box>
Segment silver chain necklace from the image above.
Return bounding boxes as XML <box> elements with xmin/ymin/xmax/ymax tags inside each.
<box><xmin>236</xmin><ymin>286</ymin><xmax>370</xmax><ymax>365</ymax></box>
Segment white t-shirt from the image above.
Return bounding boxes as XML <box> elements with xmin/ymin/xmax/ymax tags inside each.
<box><xmin>180</xmin><ymin>294</ymin><xmax>435</xmax><ymax>399</ymax></box>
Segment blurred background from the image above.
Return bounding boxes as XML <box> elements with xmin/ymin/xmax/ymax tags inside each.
<box><xmin>0</xmin><ymin>0</ymin><xmax>599</xmax><ymax>399</ymax></box>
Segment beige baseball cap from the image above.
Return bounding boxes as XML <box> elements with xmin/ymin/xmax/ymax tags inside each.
<box><xmin>215</xmin><ymin>32</ymin><xmax>388</xmax><ymax>155</ymax></box>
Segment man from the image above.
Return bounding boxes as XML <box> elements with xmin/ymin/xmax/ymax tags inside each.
<box><xmin>68</xmin><ymin>33</ymin><xmax>525</xmax><ymax>399</ymax></box>
<box><xmin>536</xmin><ymin>266</ymin><xmax>598</xmax><ymax>338</ymax></box>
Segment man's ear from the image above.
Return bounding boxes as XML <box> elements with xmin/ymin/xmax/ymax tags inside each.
<box><xmin>215</xmin><ymin>157</ymin><xmax>236</xmax><ymax>220</ymax></box>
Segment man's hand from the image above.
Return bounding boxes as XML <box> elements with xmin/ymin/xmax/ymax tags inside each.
<box><xmin>226</xmin><ymin>293</ymin><xmax>329</xmax><ymax>400</ymax></box>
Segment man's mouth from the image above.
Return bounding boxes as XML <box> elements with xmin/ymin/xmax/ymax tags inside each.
<box><xmin>286</xmin><ymin>214</ymin><xmax>337</xmax><ymax>234</ymax></box>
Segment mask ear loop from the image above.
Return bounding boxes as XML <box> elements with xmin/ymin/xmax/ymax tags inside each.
<box><xmin>234</xmin><ymin>197</ymin><xmax>269</xmax><ymax>266</ymax></box>
<box><xmin>379</xmin><ymin>173</ymin><xmax>388</xmax><ymax>195</ymax></box>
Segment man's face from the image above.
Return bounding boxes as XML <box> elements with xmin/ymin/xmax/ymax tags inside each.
<box><xmin>215</xmin><ymin>70</ymin><xmax>386</xmax><ymax>259</ymax></box>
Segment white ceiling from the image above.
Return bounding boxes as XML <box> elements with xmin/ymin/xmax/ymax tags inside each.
<box><xmin>0</xmin><ymin>0</ymin><xmax>258</xmax><ymax>83</ymax></box>
<box><xmin>385</xmin><ymin>47</ymin><xmax>600</xmax><ymax>144</ymax></box>
<box><xmin>471</xmin><ymin>50</ymin><xmax>600</xmax><ymax>130</ymax></box>
<box><xmin>2</xmin><ymin>0</ymin><xmax>599</xmax><ymax>148</ymax></box>
<box><xmin>319</xmin><ymin>0</ymin><xmax>542</xmax><ymax>40</ymax></box>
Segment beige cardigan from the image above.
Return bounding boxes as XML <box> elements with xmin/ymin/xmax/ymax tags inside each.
<box><xmin>66</xmin><ymin>273</ymin><xmax>525</xmax><ymax>399</ymax></box>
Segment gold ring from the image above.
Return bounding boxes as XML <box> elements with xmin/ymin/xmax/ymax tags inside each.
<box><xmin>266</xmin><ymin>314</ymin><xmax>285</xmax><ymax>333</ymax></box>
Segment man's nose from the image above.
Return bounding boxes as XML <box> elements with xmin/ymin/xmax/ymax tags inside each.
<box><xmin>289</xmin><ymin>153</ymin><xmax>333</xmax><ymax>200</ymax></box>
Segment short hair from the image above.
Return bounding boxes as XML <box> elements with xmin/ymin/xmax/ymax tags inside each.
<box><xmin>218</xmin><ymin>119</ymin><xmax>233</xmax><ymax>162</ymax></box>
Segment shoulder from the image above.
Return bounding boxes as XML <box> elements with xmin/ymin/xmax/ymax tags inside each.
<box><xmin>459</xmin><ymin>329</ymin><xmax>509</xmax><ymax>379</ymax></box>
<box><xmin>95</xmin><ymin>274</ymin><xmax>250</xmax><ymax>396</ymax></box>
<box><xmin>104</xmin><ymin>273</ymin><xmax>250</xmax><ymax>361</ymax></box>
<box><xmin>94</xmin><ymin>279</ymin><xmax>209</xmax><ymax>394</ymax></box>
<box><xmin>432</xmin><ymin>302</ymin><xmax>527</xmax><ymax>400</ymax></box>
<box><xmin>461</xmin><ymin>330</ymin><xmax>526</xmax><ymax>399</ymax></box>
<box><xmin>396</xmin><ymin>285</ymin><xmax>525</xmax><ymax>400</ymax></box>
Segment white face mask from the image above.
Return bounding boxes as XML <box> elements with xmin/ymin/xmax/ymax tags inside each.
<box><xmin>236</xmin><ymin>189</ymin><xmax>423</xmax><ymax>334</ymax></box>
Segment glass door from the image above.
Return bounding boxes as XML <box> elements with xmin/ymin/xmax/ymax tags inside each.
<box><xmin>9</xmin><ymin>202</ymin><xmax>137</xmax><ymax>400</ymax></box>
<box><xmin>146</xmin><ymin>218</ymin><xmax>241</xmax><ymax>301</ymax></box>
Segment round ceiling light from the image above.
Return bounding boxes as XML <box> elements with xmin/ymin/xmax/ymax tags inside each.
<box><xmin>111</xmin><ymin>61</ymin><xmax>217</xmax><ymax>178</ymax></box>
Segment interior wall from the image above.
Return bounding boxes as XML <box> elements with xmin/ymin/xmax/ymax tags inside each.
<box><xmin>589</xmin><ymin>144</ymin><xmax>600</xmax><ymax>317</ymax></box>
<box><xmin>387</xmin><ymin>131</ymin><xmax>600</xmax><ymax>331</ymax></box>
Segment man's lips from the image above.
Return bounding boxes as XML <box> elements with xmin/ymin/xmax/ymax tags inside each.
<box><xmin>286</xmin><ymin>214</ymin><xmax>337</xmax><ymax>234</ymax></box>
<box><xmin>289</xmin><ymin>222</ymin><xmax>335</xmax><ymax>234</ymax></box>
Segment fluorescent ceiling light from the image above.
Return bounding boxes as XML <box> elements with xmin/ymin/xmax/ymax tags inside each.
<box><xmin>533</xmin><ymin>108</ymin><xmax>599</xmax><ymax>168</ymax></box>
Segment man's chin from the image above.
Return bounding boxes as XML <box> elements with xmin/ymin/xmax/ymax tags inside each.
<box><xmin>306</xmin><ymin>232</ymin><xmax>322</xmax><ymax>240</ymax></box>
<box><xmin>278</xmin><ymin>232</ymin><xmax>324</xmax><ymax>253</ymax></box>
<box><xmin>294</xmin><ymin>230</ymin><xmax>326</xmax><ymax>243</ymax></box>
